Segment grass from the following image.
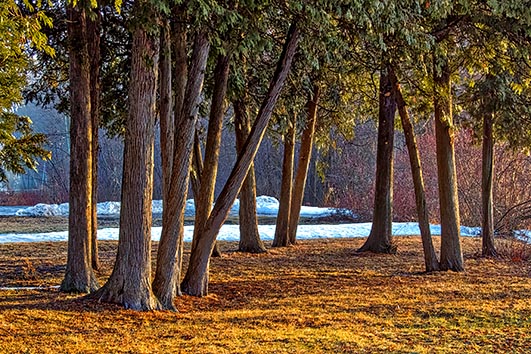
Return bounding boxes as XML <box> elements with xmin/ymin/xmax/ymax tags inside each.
<box><xmin>0</xmin><ymin>237</ymin><xmax>530</xmax><ymax>353</ymax></box>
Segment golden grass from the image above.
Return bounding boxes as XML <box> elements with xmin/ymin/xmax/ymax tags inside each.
<box><xmin>0</xmin><ymin>237</ymin><xmax>530</xmax><ymax>353</ymax></box>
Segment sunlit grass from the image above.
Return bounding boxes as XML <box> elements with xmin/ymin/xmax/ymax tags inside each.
<box><xmin>0</xmin><ymin>237</ymin><xmax>530</xmax><ymax>353</ymax></box>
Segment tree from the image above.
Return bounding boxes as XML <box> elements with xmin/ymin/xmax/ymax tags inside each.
<box><xmin>433</xmin><ymin>49</ymin><xmax>464</xmax><ymax>271</ymax></box>
<box><xmin>87</xmin><ymin>1</ymin><xmax>102</xmax><ymax>271</ymax></box>
<box><xmin>60</xmin><ymin>2</ymin><xmax>99</xmax><ymax>293</ymax></box>
<box><xmin>0</xmin><ymin>0</ymin><xmax>52</xmax><ymax>183</ymax></box>
<box><xmin>90</xmin><ymin>0</ymin><xmax>161</xmax><ymax>310</ymax></box>
<box><xmin>234</xmin><ymin>96</ymin><xmax>266</xmax><ymax>253</ymax></box>
<box><xmin>272</xmin><ymin>114</ymin><xmax>296</xmax><ymax>247</ymax></box>
<box><xmin>288</xmin><ymin>85</ymin><xmax>320</xmax><ymax>244</ymax></box>
<box><xmin>389</xmin><ymin>68</ymin><xmax>439</xmax><ymax>271</ymax></box>
<box><xmin>358</xmin><ymin>66</ymin><xmax>397</xmax><ymax>254</ymax></box>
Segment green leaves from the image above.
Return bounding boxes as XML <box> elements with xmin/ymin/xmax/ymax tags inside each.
<box><xmin>0</xmin><ymin>112</ymin><xmax>50</xmax><ymax>183</ymax></box>
<box><xmin>0</xmin><ymin>0</ymin><xmax>52</xmax><ymax>182</ymax></box>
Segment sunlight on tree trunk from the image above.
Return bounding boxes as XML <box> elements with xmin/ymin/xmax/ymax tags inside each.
<box><xmin>61</xmin><ymin>4</ymin><xmax>98</xmax><ymax>293</ymax></box>
<box><xmin>273</xmin><ymin>119</ymin><xmax>296</xmax><ymax>247</ymax></box>
<box><xmin>358</xmin><ymin>67</ymin><xmax>396</xmax><ymax>254</ymax></box>
<box><xmin>390</xmin><ymin>68</ymin><xmax>439</xmax><ymax>271</ymax></box>
<box><xmin>89</xmin><ymin>11</ymin><xmax>161</xmax><ymax>309</ymax></box>
<box><xmin>433</xmin><ymin>54</ymin><xmax>464</xmax><ymax>272</ymax></box>
<box><xmin>288</xmin><ymin>85</ymin><xmax>320</xmax><ymax>245</ymax></box>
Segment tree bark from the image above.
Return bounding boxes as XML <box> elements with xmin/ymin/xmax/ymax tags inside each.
<box><xmin>389</xmin><ymin>69</ymin><xmax>440</xmax><ymax>271</ymax></box>
<box><xmin>61</xmin><ymin>4</ymin><xmax>99</xmax><ymax>293</ymax></box>
<box><xmin>153</xmin><ymin>31</ymin><xmax>210</xmax><ymax>309</ymax></box>
<box><xmin>87</xmin><ymin>4</ymin><xmax>101</xmax><ymax>272</ymax></box>
<box><xmin>433</xmin><ymin>54</ymin><xmax>464</xmax><ymax>271</ymax></box>
<box><xmin>272</xmin><ymin>119</ymin><xmax>296</xmax><ymax>247</ymax></box>
<box><xmin>481</xmin><ymin>112</ymin><xmax>497</xmax><ymax>257</ymax></box>
<box><xmin>181</xmin><ymin>23</ymin><xmax>300</xmax><ymax>297</ymax></box>
<box><xmin>191</xmin><ymin>54</ymin><xmax>230</xmax><ymax>259</ymax></box>
<box><xmin>288</xmin><ymin>85</ymin><xmax>320</xmax><ymax>245</ymax></box>
<box><xmin>159</xmin><ymin>18</ymin><xmax>172</xmax><ymax>205</ymax></box>
<box><xmin>234</xmin><ymin>98</ymin><xmax>266</xmax><ymax>253</ymax></box>
<box><xmin>358</xmin><ymin>67</ymin><xmax>396</xmax><ymax>254</ymax></box>
<box><xmin>89</xmin><ymin>10</ymin><xmax>161</xmax><ymax>310</ymax></box>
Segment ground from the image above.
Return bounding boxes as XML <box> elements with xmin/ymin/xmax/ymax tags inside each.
<box><xmin>0</xmin><ymin>235</ymin><xmax>530</xmax><ymax>353</ymax></box>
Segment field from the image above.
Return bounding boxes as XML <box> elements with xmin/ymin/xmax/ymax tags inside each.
<box><xmin>0</xmin><ymin>230</ymin><xmax>531</xmax><ymax>353</ymax></box>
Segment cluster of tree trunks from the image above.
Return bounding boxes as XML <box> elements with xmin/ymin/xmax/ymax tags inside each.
<box><xmin>272</xmin><ymin>86</ymin><xmax>320</xmax><ymax>247</ymax></box>
<box><xmin>62</xmin><ymin>1</ymin><xmax>495</xmax><ymax>311</ymax></box>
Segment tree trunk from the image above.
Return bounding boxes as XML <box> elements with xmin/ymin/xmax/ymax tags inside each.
<box><xmin>272</xmin><ymin>119</ymin><xmax>296</xmax><ymax>247</ymax></box>
<box><xmin>234</xmin><ymin>99</ymin><xmax>266</xmax><ymax>253</ymax></box>
<box><xmin>433</xmin><ymin>54</ymin><xmax>464</xmax><ymax>271</ymax></box>
<box><xmin>192</xmin><ymin>54</ymin><xmax>230</xmax><ymax>259</ymax></box>
<box><xmin>481</xmin><ymin>112</ymin><xmax>497</xmax><ymax>257</ymax></box>
<box><xmin>288</xmin><ymin>85</ymin><xmax>320</xmax><ymax>244</ymax></box>
<box><xmin>389</xmin><ymin>69</ymin><xmax>439</xmax><ymax>271</ymax></box>
<box><xmin>159</xmin><ymin>18</ymin><xmax>172</xmax><ymax>205</ymax></box>
<box><xmin>89</xmin><ymin>12</ymin><xmax>161</xmax><ymax>310</ymax></box>
<box><xmin>87</xmin><ymin>4</ymin><xmax>101</xmax><ymax>272</ymax></box>
<box><xmin>358</xmin><ymin>67</ymin><xmax>396</xmax><ymax>254</ymax></box>
<box><xmin>181</xmin><ymin>23</ymin><xmax>300</xmax><ymax>297</ymax></box>
<box><xmin>61</xmin><ymin>4</ymin><xmax>99</xmax><ymax>293</ymax></box>
<box><xmin>153</xmin><ymin>31</ymin><xmax>210</xmax><ymax>309</ymax></box>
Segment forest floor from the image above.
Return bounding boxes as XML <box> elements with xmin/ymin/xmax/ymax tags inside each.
<box><xmin>0</xmin><ymin>236</ymin><xmax>530</xmax><ymax>353</ymax></box>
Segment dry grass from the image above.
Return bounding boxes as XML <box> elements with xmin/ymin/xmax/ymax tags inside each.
<box><xmin>0</xmin><ymin>237</ymin><xmax>530</xmax><ymax>353</ymax></box>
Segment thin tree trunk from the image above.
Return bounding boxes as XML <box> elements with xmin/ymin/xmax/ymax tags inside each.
<box><xmin>389</xmin><ymin>69</ymin><xmax>439</xmax><ymax>271</ymax></box>
<box><xmin>358</xmin><ymin>67</ymin><xmax>396</xmax><ymax>254</ymax></box>
<box><xmin>234</xmin><ymin>98</ymin><xmax>266</xmax><ymax>253</ymax></box>
<box><xmin>192</xmin><ymin>55</ymin><xmax>230</xmax><ymax>258</ymax></box>
<box><xmin>61</xmin><ymin>4</ymin><xmax>99</xmax><ymax>293</ymax></box>
<box><xmin>90</xmin><ymin>12</ymin><xmax>161</xmax><ymax>310</ymax></box>
<box><xmin>272</xmin><ymin>119</ymin><xmax>296</xmax><ymax>247</ymax></box>
<box><xmin>288</xmin><ymin>85</ymin><xmax>320</xmax><ymax>244</ymax></box>
<box><xmin>181</xmin><ymin>23</ymin><xmax>300</xmax><ymax>297</ymax></box>
<box><xmin>87</xmin><ymin>4</ymin><xmax>101</xmax><ymax>271</ymax></box>
<box><xmin>433</xmin><ymin>54</ymin><xmax>464</xmax><ymax>271</ymax></box>
<box><xmin>153</xmin><ymin>31</ymin><xmax>210</xmax><ymax>309</ymax></box>
<box><xmin>482</xmin><ymin>112</ymin><xmax>497</xmax><ymax>257</ymax></box>
<box><xmin>159</xmin><ymin>18</ymin><xmax>172</xmax><ymax>205</ymax></box>
<box><xmin>190</xmin><ymin>130</ymin><xmax>202</xmax><ymax>199</ymax></box>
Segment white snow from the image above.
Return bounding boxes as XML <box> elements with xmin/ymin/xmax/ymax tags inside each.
<box><xmin>0</xmin><ymin>222</ymin><xmax>482</xmax><ymax>244</ymax></box>
<box><xmin>12</xmin><ymin>195</ymin><xmax>340</xmax><ymax>218</ymax></box>
<box><xmin>4</xmin><ymin>196</ymin><xmax>531</xmax><ymax>245</ymax></box>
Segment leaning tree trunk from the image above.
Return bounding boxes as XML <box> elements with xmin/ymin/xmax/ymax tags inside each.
<box><xmin>89</xmin><ymin>12</ymin><xmax>161</xmax><ymax>310</ymax></box>
<box><xmin>181</xmin><ymin>23</ymin><xmax>300</xmax><ymax>297</ymax></box>
<box><xmin>87</xmin><ymin>4</ymin><xmax>101</xmax><ymax>271</ymax></box>
<box><xmin>234</xmin><ymin>98</ymin><xmax>266</xmax><ymax>253</ymax></box>
<box><xmin>61</xmin><ymin>4</ymin><xmax>99</xmax><ymax>293</ymax></box>
<box><xmin>358</xmin><ymin>67</ymin><xmax>396</xmax><ymax>254</ymax></box>
<box><xmin>389</xmin><ymin>69</ymin><xmax>439</xmax><ymax>271</ymax></box>
<box><xmin>288</xmin><ymin>85</ymin><xmax>320</xmax><ymax>245</ymax></box>
<box><xmin>481</xmin><ymin>112</ymin><xmax>497</xmax><ymax>257</ymax></box>
<box><xmin>153</xmin><ymin>31</ymin><xmax>210</xmax><ymax>309</ymax></box>
<box><xmin>273</xmin><ymin>119</ymin><xmax>296</xmax><ymax>247</ymax></box>
<box><xmin>433</xmin><ymin>54</ymin><xmax>464</xmax><ymax>271</ymax></box>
